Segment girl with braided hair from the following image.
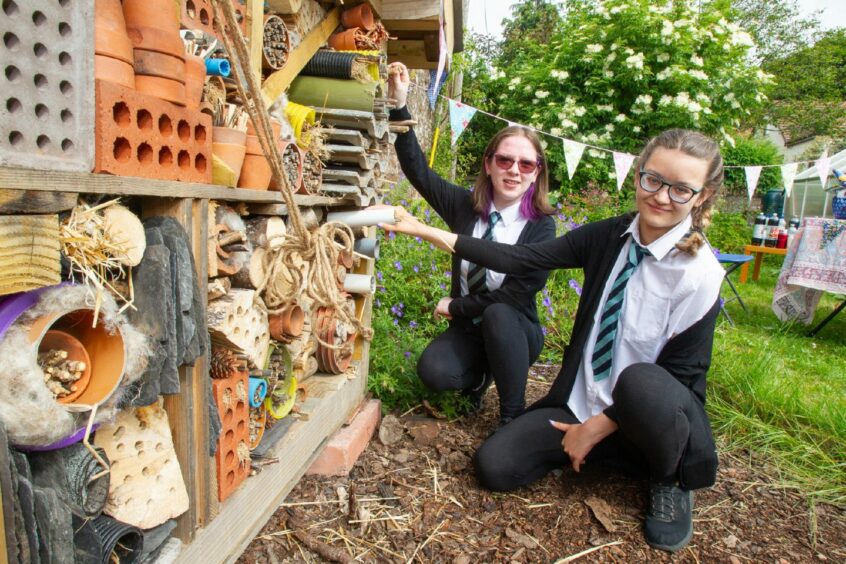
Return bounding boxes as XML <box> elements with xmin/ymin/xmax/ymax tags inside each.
<box><xmin>377</xmin><ymin>129</ymin><xmax>726</xmax><ymax>552</ymax></box>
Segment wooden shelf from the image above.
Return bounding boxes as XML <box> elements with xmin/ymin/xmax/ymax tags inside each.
<box><xmin>0</xmin><ymin>167</ymin><xmax>359</xmax><ymax>209</ymax></box>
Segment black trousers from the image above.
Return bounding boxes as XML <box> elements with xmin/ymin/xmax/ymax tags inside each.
<box><xmin>416</xmin><ymin>303</ymin><xmax>544</xmax><ymax>419</ymax></box>
<box><xmin>474</xmin><ymin>363</ymin><xmax>709</xmax><ymax>491</ymax></box>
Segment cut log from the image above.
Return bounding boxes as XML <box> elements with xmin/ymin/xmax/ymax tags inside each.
<box><xmin>207</xmin><ymin>289</ymin><xmax>270</xmax><ymax>369</ymax></box>
<box><xmin>102</xmin><ymin>204</ymin><xmax>147</xmax><ymax>266</ymax></box>
<box><xmin>230</xmin><ymin>247</ymin><xmax>267</xmax><ymax>290</ymax></box>
<box><xmin>245</xmin><ymin>216</ymin><xmax>287</xmax><ymax>249</ymax></box>
<box><xmin>208</xmin><ymin>202</ymin><xmax>219</xmax><ymax>277</ymax></box>
<box><xmin>0</xmin><ymin>189</ymin><xmax>78</xmax><ymax>214</ymax></box>
<box><xmin>0</xmin><ymin>214</ymin><xmax>60</xmax><ymax>296</ymax></box>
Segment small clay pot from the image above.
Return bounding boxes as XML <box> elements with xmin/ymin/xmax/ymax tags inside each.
<box><xmin>341</xmin><ymin>4</ymin><xmax>375</xmax><ymax>31</ymax></box>
<box><xmin>95</xmin><ymin>55</ymin><xmax>136</xmax><ymax>89</ymax></box>
<box><xmin>124</xmin><ymin>25</ymin><xmax>186</xmax><ymax>60</ymax></box>
<box><xmin>95</xmin><ymin>0</ymin><xmax>134</xmax><ymax>63</ymax></box>
<box><xmin>327</xmin><ymin>28</ymin><xmax>361</xmax><ymax>51</ymax></box>
<box><xmin>213</xmin><ymin>126</ymin><xmax>247</xmax><ymax>146</ymax></box>
<box><xmin>38</xmin><ymin>330</ymin><xmax>92</xmax><ymax>405</ymax></box>
<box><xmin>184</xmin><ymin>55</ymin><xmax>206</xmax><ymax>109</ymax></box>
<box><xmin>134</xmin><ymin>75</ymin><xmax>186</xmax><ymax>106</ymax></box>
<box><xmin>246</xmin><ymin>118</ymin><xmax>282</xmax><ymax>140</ymax></box>
<box><xmin>133</xmin><ymin>49</ymin><xmax>186</xmax><ymax>83</ymax></box>
<box><xmin>238</xmin><ymin>137</ymin><xmax>272</xmax><ymax>190</ymax></box>
<box><xmin>122</xmin><ymin>0</ymin><xmax>180</xmax><ymax>35</ymax></box>
<box><xmin>268</xmin><ymin>302</ymin><xmax>304</xmax><ymax>342</ymax></box>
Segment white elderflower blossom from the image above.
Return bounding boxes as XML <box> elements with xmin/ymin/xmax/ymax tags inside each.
<box><xmin>490</xmin><ymin>68</ymin><xmax>506</xmax><ymax>80</ymax></box>
<box><xmin>610</xmin><ymin>5</ymin><xmax>623</xmax><ymax>14</ymax></box>
<box><xmin>661</xmin><ymin>20</ymin><xmax>675</xmax><ymax>37</ymax></box>
<box><xmin>624</xmin><ymin>47</ymin><xmax>634</xmax><ymax>56</ymax></box>
<box><xmin>656</xmin><ymin>67</ymin><xmax>672</xmax><ymax>81</ymax></box>
<box><xmin>606</xmin><ymin>52</ymin><xmax>617</xmax><ymax>63</ymax></box>
<box><xmin>614</xmin><ymin>113</ymin><xmax>627</xmax><ymax>123</ymax></box>
<box><xmin>604</xmin><ymin>70</ymin><xmax>614</xmax><ymax>79</ymax></box>
<box><xmin>596</xmin><ymin>104</ymin><xmax>613</xmax><ymax>112</ymax></box>
<box><xmin>588</xmin><ymin>148</ymin><xmax>604</xmax><ymax>158</ymax></box>
<box><xmin>550</xmin><ymin>69</ymin><xmax>570</xmax><ymax>81</ymax></box>
<box><xmin>607</xmin><ymin>89</ymin><xmax>615</xmax><ymax>97</ymax></box>
<box><xmin>634</xmin><ymin>94</ymin><xmax>653</xmax><ymax>106</ymax></box>
<box><xmin>535</xmin><ymin>90</ymin><xmax>550</xmax><ymax>99</ymax></box>
<box><xmin>633</xmin><ymin>125</ymin><xmax>642</xmax><ymax>133</ymax></box>
<box><xmin>550</xmin><ymin>127</ymin><xmax>563</xmax><ymax>136</ymax></box>
<box><xmin>605</xmin><ymin>123</ymin><xmax>615</xmax><ymax>132</ymax></box>
<box><xmin>690</xmin><ymin>55</ymin><xmax>704</xmax><ymax>67</ymax></box>
<box><xmin>509</xmin><ymin>77</ymin><xmax>521</xmax><ymax>86</ymax></box>
<box><xmin>731</xmin><ymin>29</ymin><xmax>754</xmax><ymax>47</ymax></box>
<box><xmin>658</xmin><ymin>95</ymin><xmax>673</xmax><ymax>106</ymax></box>
<box><xmin>687</xmin><ymin>100</ymin><xmax>702</xmax><ymax>113</ymax></box>
<box><xmin>695</xmin><ymin>93</ymin><xmax>711</xmax><ymax>104</ymax></box>
<box><xmin>656</xmin><ymin>52</ymin><xmax>670</xmax><ymax>63</ymax></box>
<box><xmin>625</xmin><ymin>53</ymin><xmax>645</xmax><ymax>70</ymax></box>
<box><xmin>574</xmin><ymin>106</ymin><xmax>587</xmax><ymax>117</ymax></box>
<box><xmin>560</xmin><ymin>118</ymin><xmax>578</xmax><ymax>130</ymax></box>
<box><xmin>586</xmin><ymin>44</ymin><xmax>603</xmax><ymax>54</ymax></box>
<box><xmin>688</xmin><ymin>69</ymin><xmax>708</xmax><ymax>81</ymax></box>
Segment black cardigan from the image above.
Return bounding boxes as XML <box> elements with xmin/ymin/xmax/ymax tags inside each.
<box><xmin>454</xmin><ymin>214</ymin><xmax>720</xmax><ymax>489</ymax></box>
<box><xmin>390</xmin><ymin>106</ymin><xmax>556</xmax><ymax>324</ymax></box>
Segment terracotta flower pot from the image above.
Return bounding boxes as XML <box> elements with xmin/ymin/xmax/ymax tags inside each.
<box><xmin>184</xmin><ymin>55</ymin><xmax>206</xmax><ymax>109</ymax></box>
<box><xmin>123</xmin><ymin>0</ymin><xmax>185</xmax><ymax>60</ymax></box>
<box><xmin>95</xmin><ymin>55</ymin><xmax>136</xmax><ymax>89</ymax></box>
<box><xmin>238</xmin><ymin>144</ymin><xmax>272</xmax><ymax>190</ymax></box>
<box><xmin>213</xmin><ymin>125</ymin><xmax>247</xmax><ymax>146</ymax></box>
<box><xmin>327</xmin><ymin>28</ymin><xmax>362</xmax><ymax>51</ymax></box>
<box><xmin>134</xmin><ymin>75</ymin><xmax>186</xmax><ymax>106</ymax></box>
<box><xmin>341</xmin><ymin>4</ymin><xmax>375</xmax><ymax>31</ymax></box>
<box><xmin>95</xmin><ymin>0</ymin><xmax>134</xmax><ymax>64</ymax></box>
<box><xmin>246</xmin><ymin>118</ymin><xmax>282</xmax><ymax>140</ymax></box>
<box><xmin>133</xmin><ymin>49</ymin><xmax>186</xmax><ymax>83</ymax></box>
<box><xmin>27</xmin><ymin>309</ymin><xmax>126</xmax><ymax>409</ymax></box>
<box><xmin>38</xmin><ymin>330</ymin><xmax>92</xmax><ymax>404</ymax></box>
<box><xmin>267</xmin><ymin>302</ymin><xmax>304</xmax><ymax>342</ymax></box>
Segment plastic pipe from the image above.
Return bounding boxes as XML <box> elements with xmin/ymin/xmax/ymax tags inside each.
<box><xmin>205</xmin><ymin>58</ymin><xmax>231</xmax><ymax>77</ymax></box>
<box><xmin>327</xmin><ymin>208</ymin><xmax>396</xmax><ymax>228</ymax></box>
<box><xmin>248</xmin><ymin>377</ymin><xmax>268</xmax><ymax>407</ymax></box>
<box><xmin>343</xmin><ymin>274</ymin><xmax>375</xmax><ymax>295</ymax></box>
<box><xmin>353</xmin><ymin>237</ymin><xmax>380</xmax><ymax>259</ymax></box>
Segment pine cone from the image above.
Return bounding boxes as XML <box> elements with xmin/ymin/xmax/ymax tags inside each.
<box><xmin>210</xmin><ymin>347</ymin><xmax>241</xmax><ymax>379</ymax></box>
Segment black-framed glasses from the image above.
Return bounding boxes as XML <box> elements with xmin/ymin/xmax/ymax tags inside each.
<box><xmin>490</xmin><ymin>153</ymin><xmax>542</xmax><ymax>174</ymax></box>
<box><xmin>637</xmin><ymin>169</ymin><xmax>703</xmax><ymax>204</ymax></box>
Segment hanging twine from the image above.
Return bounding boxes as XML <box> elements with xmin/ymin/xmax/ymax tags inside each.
<box><xmin>210</xmin><ymin>0</ymin><xmax>371</xmax><ymax>346</ymax></box>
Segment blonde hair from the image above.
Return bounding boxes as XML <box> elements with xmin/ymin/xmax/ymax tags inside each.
<box><xmin>636</xmin><ymin>129</ymin><xmax>724</xmax><ymax>255</ymax></box>
<box><xmin>471</xmin><ymin>126</ymin><xmax>554</xmax><ymax>220</ymax></box>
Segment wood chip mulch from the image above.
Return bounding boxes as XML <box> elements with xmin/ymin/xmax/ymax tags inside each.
<box><xmin>239</xmin><ymin>365</ymin><xmax>846</xmax><ymax>563</ymax></box>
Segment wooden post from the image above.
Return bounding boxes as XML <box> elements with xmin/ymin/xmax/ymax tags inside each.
<box><xmin>141</xmin><ymin>198</ymin><xmax>211</xmax><ymax>541</ymax></box>
<box><xmin>246</xmin><ymin>0</ymin><xmax>264</xmax><ymax>82</ymax></box>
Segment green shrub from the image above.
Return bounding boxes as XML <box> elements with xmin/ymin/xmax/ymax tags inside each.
<box><xmin>723</xmin><ymin>137</ymin><xmax>784</xmax><ymax>196</ymax></box>
<box><xmin>707</xmin><ymin>210</ymin><xmax>751</xmax><ymax>254</ymax></box>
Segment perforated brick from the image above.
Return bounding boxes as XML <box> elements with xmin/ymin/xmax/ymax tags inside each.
<box><xmin>0</xmin><ymin>0</ymin><xmax>94</xmax><ymax>171</ymax></box>
<box><xmin>94</xmin><ymin>79</ymin><xmax>212</xmax><ymax>182</ymax></box>
<box><xmin>180</xmin><ymin>0</ymin><xmax>216</xmax><ymax>38</ymax></box>
<box><xmin>212</xmin><ymin>371</ymin><xmax>251</xmax><ymax>502</ymax></box>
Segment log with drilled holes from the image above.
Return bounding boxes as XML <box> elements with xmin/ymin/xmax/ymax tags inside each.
<box><xmin>207</xmin><ymin>289</ymin><xmax>270</xmax><ymax>369</ymax></box>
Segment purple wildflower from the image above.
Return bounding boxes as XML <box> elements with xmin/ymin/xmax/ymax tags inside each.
<box><xmin>413</xmin><ymin>265</ymin><xmax>419</xmax><ymax>273</ymax></box>
<box><xmin>376</xmin><ymin>271</ymin><xmax>383</xmax><ymax>281</ymax></box>
<box><xmin>568</xmin><ymin>279</ymin><xmax>583</xmax><ymax>296</ymax></box>
<box><xmin>542</xmin><ymin>326</ymin><xmax>549</xmax><ymax>336</ymax></box>
<box><xmin>409</xmin><ymin>321</ymin><xmax>418</xmax><ymax>328</ymax></box>
<box><xmin>393</xmin><ymin>318</ymin><xmax>399</xmax><ymax>326</ymax></box>
<box><xmin>404</xmin><ymin>351</ymin><xmax>411</xmax><ymax>358</ymax></box>
<box><xmin>394</xmin><ymin>261</ymin><xmax>403</xmax><ymax>271</ymax></box>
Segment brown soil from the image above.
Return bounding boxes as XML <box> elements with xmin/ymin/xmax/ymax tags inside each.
<box><xmin>239</xmin><ymin>365</ymin><xmax>846</xmax><ymax>563</ymax></box>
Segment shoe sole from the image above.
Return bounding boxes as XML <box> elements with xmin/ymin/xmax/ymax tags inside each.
<box><xmin>646</xmin><ymin>491</ymin><xmax>694</xmax><ymax>552</ymax></box>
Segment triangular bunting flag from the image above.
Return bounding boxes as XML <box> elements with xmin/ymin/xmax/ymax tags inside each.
<box><xmin>563</xmin><ymin>139</ymin><xmax>586</xmax><ymax>180</ymax></box>
<box><xmin>745</xmin><ymin>166</ymin><xmax>762</xmax><ymax>202</ymax></box>
<box><xmin>780</xmin><ymin>163</ymin><xmax>799</xmax><ymax>198</ymax></box>
<box><xmin>815</xmin><ymin>150</ymin><xmax>831</xmax><ymax>189</ymax></box>
<box><xmin>507</xmin><ymin>121</ymin><xmax>519</xmax><ymax>129</ymax></box>
<box><xmin>612</xmin><ymin>152</ymin><xmax>635</xmax><ymax>191</ymax></box>
<box><xmin>427</xmin><ymin>69</ymin><xmax>448</xmax><ymax>109</ymax></box>
<box><xmin>448</xmin><ymin>99</ymin><xmax>477</xmax><ymax>145</ymax></box>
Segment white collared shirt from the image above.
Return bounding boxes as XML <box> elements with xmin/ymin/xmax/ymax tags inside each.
<box><xmin>567</xmin><ymin>214</ymin><xmax>725</xmax><ymax>422</ymax></box>
<box><xmin>460</xmin><ymin>200</ymin><xmax>528</xmax><ymax>295</ymax></box>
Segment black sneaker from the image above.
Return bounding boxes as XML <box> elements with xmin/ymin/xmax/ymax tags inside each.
<box><xmin>461</xmin><ymin>371</ymin><xmax>493</xmax><ymax>413</ymax></box>
<box><xmin>644</xmin><ymin>482</ymin><xmax>694</xmax><ymax>552</ymax></box>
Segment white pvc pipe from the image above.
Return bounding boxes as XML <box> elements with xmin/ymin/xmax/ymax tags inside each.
<box><xmin>354</xmin><ymin>237</ymin><xmax>380</xmax><ymax>259</ymax></box>
<box><xmin>326</xmin><ymin>208</ymin><xmax>396</xmax><ymax>227</ymax></box>
<box><xmin>343</xmin><ymin>274</ymin><xmax>375</xmax><ymax>295</ymax></box>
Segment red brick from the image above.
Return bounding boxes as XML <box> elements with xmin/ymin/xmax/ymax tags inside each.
<box><xmin>307</xmin><ymin>399</ymin><xmax>381</xmax><ymax>476</ymax></box>
<box><xmin>94</xmin><ymin>79</ymin><xmax>212</xmax><ymax>183</ymax></box>
<box><xmin>212</xmin><ymin>370</ymin><xmax>251</xmax><ymax>502</ymax></box>
<box><xmin>180</xmin><ymin>0</ymin><xmax>216</xmax><ymax>38</ymax></box>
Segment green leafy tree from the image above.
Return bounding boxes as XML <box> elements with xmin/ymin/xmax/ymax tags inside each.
<box><xmin>460</xmin><ymin>0</ymin><xmax>773</xmax><ymax>193</ymax></box>
<box><xmin>732</xmin><ymin>0</ymin><xmax>821</xmax><ymax>65</ymax></box>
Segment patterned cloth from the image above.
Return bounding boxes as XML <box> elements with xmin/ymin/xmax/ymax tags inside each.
<box><xmin>772</xmin><ymin>217</ymin><xmax>846</xmax><ymax>324</ymax></box>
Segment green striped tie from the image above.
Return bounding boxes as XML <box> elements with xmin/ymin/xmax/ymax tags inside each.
<box><xmin>591</xmin><ymin>240</ymin><xmax>650</xmax><ymax>381</ymax></box>
<box><xmin>467</xmin><ymin>211</ymin><xmax>502</xmax><ymax>294</ymax></box>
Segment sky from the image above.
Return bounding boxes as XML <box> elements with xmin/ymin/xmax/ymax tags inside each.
<box><xmin>466</xmin><ymin>0</ymin><xmax>846</xmax><ymax>39</ymax></box>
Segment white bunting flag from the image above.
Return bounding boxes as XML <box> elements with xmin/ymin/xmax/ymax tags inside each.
<box><xmin>448</xmin><ymin>99</ymin><xmax>477</xmax><ymax>145</ymax></box>
<box><xmin>815</xmin><ymin>150</ymin><xmax>831</xmax><ymax>189</ymax></box>
<box><xmin>780</xmin><ymin>163</ymin><xmax>799</xmax><ymax>198</ymax></box>
<box><xmin>745</xmin><ymin>166</ymin><xmax>762</xmax><ymax>202</ymax></box>
<box><xmin>612</xmin><ymin>152</ymin><xmax>636</xmax><ymax>191</ymax></box>
<box><xmin>563</xmin><ymin>139</ymin><xmax>586</xmax><ymax>180</ymax></box>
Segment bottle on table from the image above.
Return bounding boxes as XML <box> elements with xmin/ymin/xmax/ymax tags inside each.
<box><xmin>786</xmin><ymin>218</ymin><xmax>800</xmax><ymax>249</ymax></box>
<box><xmin>764</xmin><ymin>213</ymin><xmax>780</xmax><ymax>247</ymax></box>
<box><xmin>752</xmin><ymin>213</ymin><xmax>767</xmax><ymax>246</ymax></box>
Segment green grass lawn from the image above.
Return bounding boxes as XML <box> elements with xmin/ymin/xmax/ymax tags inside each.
<box><xmin>709</xmin><ymin>258</ymin><xmax>846</xmax><ymax>505</ymax></box>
